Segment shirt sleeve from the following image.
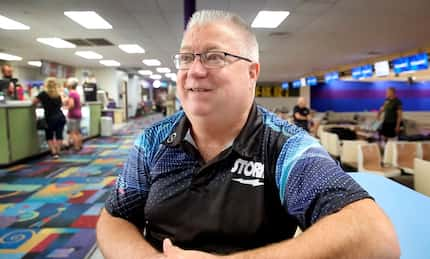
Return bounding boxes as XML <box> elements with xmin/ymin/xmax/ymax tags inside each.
<box><xmin>275</xmin><ymin>134</ymin><xmax>372</xmax><ymax>229</ymax></box>
<box><xmin>104</xmin><ymin>133</ymin><xmax>152</xmax><ymax>228</ymax></box>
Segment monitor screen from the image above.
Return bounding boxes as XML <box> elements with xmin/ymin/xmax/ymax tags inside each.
<box><xmin>292</xmin><ymin>80</ymin><xmax>301</xmax><ymax>88</ymax></box>
<box><xmin>374</xmin><ymin>61</ymin><xmax>390</xmax><ymax>77</ymax></box>
<box><xmin>409</xmin><ymin>53</ymin><xmax>428</xmax><ymax>71</ymax></box>
<box><xmin>306</xmin><ymin>76</ymin><xmax>317</xmax><ymax>86</ymax></box>
<box><xmin>325</xmin><ymin>72</ymin><xmax>339</xmax><ymax>83</ymax></box>
<box><xmin>83</xmin><ymin>82</ymin><xmax>97</xmax><ymax>102</ymax></box>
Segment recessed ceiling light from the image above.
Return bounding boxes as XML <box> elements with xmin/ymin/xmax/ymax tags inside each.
<box><xmin>28</xmin><ymin>61</ymin><xmax>42</xmax><ymax>67</ymax></box>
<box><xmin>119</xmin><ymin>44</ymin><xmax>145</xmax><ymax>54</ymax></box>
<box><xmin>100</xmin><ymin>60</ymin><xmax>120</xmax><ymax>67</ymax></box>
<box><xmin>0</xmin><ymin>52</ymin><xmax>22</xmax><ymax>61</ymax></box>
<box><xmin>75</xmin><ymin>51</ymin><xmax>103</xmax><ymax>59</ymax></box>
<box><xmin>37</xmin><ymin>38</ymin><xmax>76</xmax><ymax>48</ymax></box>
<box><xmin>64</xmin><ymin>11</ymin><xmax>112</xmax><ymax>29</ymax></box>
<box><xmin>0</xmin><ymin>15</ymin><xmax>30</xmax><ymax>30</ymax></box>
<box><xmin>143</xmin><ymin>59</ymin><xmax>161</xmax><ymax>66</ymax></box>
<box><xmin>138</xmin><ymin>70</ymin><xmax>152</xmax><ymax>76</ymax></box>
<box><xmin>251</xmin><ymin>11</ymin><xmax>290</xmax><ymax>28</ymax></box>
<box><xmin>156</xmin><ymin>67</ymin><xmax>171</xmax><ymax>73</ymax></box>
<box><xmin>150</xmin><ymin>74</ymin><xmax>162</xmax><ymax>80</ymax></box>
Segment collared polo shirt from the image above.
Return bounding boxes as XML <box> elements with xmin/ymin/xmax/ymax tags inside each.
<box><xmin>105</xmin><ymin>103</ymin><xmax>371</xmax><ymax>254</ymax></box>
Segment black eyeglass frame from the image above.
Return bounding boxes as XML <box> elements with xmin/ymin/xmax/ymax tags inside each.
<box><xmin>173</xmin><ymin>51</ymin><xmax>253</xmax><ymax>70</ymax></box>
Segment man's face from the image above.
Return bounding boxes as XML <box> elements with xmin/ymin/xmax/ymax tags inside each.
<box><xmin>386</xmin><ymin>89</ymin><xmax>395</xmax><ymax>99</ymax></box>
<box><xmin>176</xmin><ymin>22</ymin><xmax>259</xmax><ymax>119</ymax></box>
<box><xmin>2</xmin><ymin>65</ymin><xmax>13</xmax><ymax>77</ymax></box>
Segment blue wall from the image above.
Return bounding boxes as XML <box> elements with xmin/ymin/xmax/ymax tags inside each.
<box><xmin>311</xmin><ymin>80</ymin><xmax>430</xmax><ymax>112</ymax></box>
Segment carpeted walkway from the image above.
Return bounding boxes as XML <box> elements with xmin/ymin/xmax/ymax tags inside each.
<box><xmin>0</xmin><ymin>114</ymin><xmax>163</xmax><ymax>259</ymax></box>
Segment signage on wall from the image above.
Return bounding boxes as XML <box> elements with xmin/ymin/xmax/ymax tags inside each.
<box><xmin>392</xmin><ymin>53</ymin><xmax>429</xmax><ymax>74</ymax></box>
<box><xmin>255</xmin><ymin>84</ymin><xmax>289</xmax><ymax>97</ymax></box>
<box><xmin>41</xmin><ymin>60</ymin><xmax>75</xmax><ymax>78</ymax></box>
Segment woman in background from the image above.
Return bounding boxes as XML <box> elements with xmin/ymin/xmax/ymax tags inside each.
<box><xmin>66</xmin><ymin>77</ymin><xmax>83</xmax><ymax>151</ymax></box>
<box><xmin>33</xmin><ymin>77</ymin><xmax>66</xmax><ymax>159</ymax></box>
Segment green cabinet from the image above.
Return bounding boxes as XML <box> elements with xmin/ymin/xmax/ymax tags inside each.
<box><xmin>89</xmin><ymin>103</ymin><xmax>101</xmax><ymax>137</ymax></box>
<box><xmin>0</xmin><ymin>103</ymin><xmax>39</xmax><ymax>166</ymax></box>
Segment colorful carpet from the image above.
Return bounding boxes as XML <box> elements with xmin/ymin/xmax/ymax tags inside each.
<box><xmin>0</xmin><ymin>114</ymin><xmax>163</xmax><ymax>259</ymax></box>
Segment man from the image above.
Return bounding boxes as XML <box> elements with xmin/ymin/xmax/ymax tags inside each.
<box><xmin>1</xmin><ymin>64</ymin><xmax>19</xmax><ymax>100</ymax></box>
<box><xmin>377</xmin><ymin>87</ymin><xmax>402</xmax><ymax>141</ymax></box>
<box><xmin>293</xmin><ymin>97</ymin><xmax>311</xmax><ymax>131</ymax></box>
<box><xmin>97</xmin><ymin>10</ymin><xmax>400</xmax><ymax>259</ymax></box>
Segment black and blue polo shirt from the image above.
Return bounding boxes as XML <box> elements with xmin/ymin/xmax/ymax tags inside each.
<box><xmin>105</xmin><ymin>103</ymin><xmax>371</xmax><ymax>254</ymax></box>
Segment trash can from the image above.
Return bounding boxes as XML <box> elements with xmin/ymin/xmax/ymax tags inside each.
<box><xmin>101</xmin><ymin>116</ymin><xmax>113</xmax><ymax>137</ymax></box>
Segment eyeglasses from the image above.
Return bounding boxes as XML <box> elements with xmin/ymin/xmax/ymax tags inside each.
<box><xmin>173</xmin><ymin>51</ymin><xmax>252</xmax><ymax>70</ymax></box>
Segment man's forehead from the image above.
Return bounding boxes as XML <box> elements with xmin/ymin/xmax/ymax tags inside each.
<box><xmin>180</xmin><ymin>22</ymin><xmax>241</xmax><ymax>51</ymax></box>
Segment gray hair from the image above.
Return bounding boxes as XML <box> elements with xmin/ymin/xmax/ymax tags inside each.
<box><xmin>66</xmin><ymin>77</ymin><xmax>79</xmax><ymax>89</ymax></box>
<box><xmin>184</xmin><ymin>10</ymin><xmax>259</xmax><ymax>62</ymax></box>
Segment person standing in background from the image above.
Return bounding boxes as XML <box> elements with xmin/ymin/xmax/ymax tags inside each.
<box><xmin>377</xmin><ymin>87</ymin><xmax>403</xmax><ymax>141</ymax></box>
<box><xmin>66</xmin><ymin>78</ymin><xmax>83</xmax><ymax>151</ymax></box>
<box><xmin>32</xmin><ymin>77</ymin><xmax>66</xmax><ymax>159</ymax></box>
<box><xmin>1</xmin><ymin>64</ymin><xmax>19</xmax><ymax>100</ymax></box>
<box><xmin>293</xmin><ymin>97</ymin><xmax>311</xmax><ymax>131</ymax></box>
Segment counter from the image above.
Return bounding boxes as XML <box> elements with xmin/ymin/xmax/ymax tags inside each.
<box><xmin>0</xmin><ymin>101</ymin><xmax>102</xmax><ymax>166</ymax></box>
<box><xmin>101</xmin><ymin>107</ymin><xmax>126</xmax><ymax>124</ymax></box>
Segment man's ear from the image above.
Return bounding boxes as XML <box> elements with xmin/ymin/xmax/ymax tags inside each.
<box><xmin>249</xmin><ymin>62</ymin><xmax>260</xmax><ymax>85</ymax></box>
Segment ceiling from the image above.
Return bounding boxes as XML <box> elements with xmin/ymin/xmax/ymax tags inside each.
<box><xmin>1</xmin><ymin>0</ymin><xmax>430</xmax><ymax>82</ymax></box>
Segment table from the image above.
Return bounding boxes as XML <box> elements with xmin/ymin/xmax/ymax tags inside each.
<box><xmin>351</xmin><ymin>173</ymin><xmax>430</xmax><ymax>259</ymax></box>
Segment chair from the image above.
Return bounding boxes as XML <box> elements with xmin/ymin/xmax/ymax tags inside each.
<box><xmin>383</xmin><ymin>140</ymin><xmax>395</xmax><ymax>166</ymax></box>
<box><xmin>421</xmin><ymin>142</ymin><xmax>430</xmax><ymax>161</ymax></box>
<box><xmin>327</xmin><ymin>132</ymin><xmax>341</xmax><ymax>158</ymax></box>
<box><xmin>413</xmin><ymin>158</ymin><xmax>430</xmax><ymax>197</ymax></box>
<box><xmin>393</xmin><ymin>142</ymin><xmax>419</xmax><ymax>174</ymax></box>
<box><xmin>358</xmin><ymin>143</ymin><xmax>401</xmax><ymax>178</ymax></box>
<box><xmin>340</xmin><ymin>140</ymin><xmax>367</xmax><ymax>169</ymax></box>
<box><xmin>320</xmin><ymin>131</ymin><xmax>330</xmax><ymax>151</ymax></box>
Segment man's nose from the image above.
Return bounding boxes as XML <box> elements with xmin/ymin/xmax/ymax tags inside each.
<box><xmin>187</xmin><ymin>55</ymin><xmax>208</xmax><ymax>77</ymax></box>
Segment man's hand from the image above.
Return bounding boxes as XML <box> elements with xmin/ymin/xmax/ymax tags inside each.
<box><xmin>163</xmin><ymin>239</ymin><xmax>221</xmax><ymax>259</ymax></box>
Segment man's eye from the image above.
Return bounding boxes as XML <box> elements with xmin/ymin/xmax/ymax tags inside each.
<box><xmin>206</xmin><ymin>53</ymin><xmax>224</xmax><ymax>61</ymax></box>
<box><xmin>180</xmin><ymin>55</ymin><xmax>194</xmax><ymax>63</ymax></box>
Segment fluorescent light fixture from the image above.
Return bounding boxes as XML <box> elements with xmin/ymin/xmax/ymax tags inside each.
<box><xmin>0</xmin><ymin>52</ymin><xmax>22</xmax><ymax>61</ymax></box>
<box><xmin>0</xmin><ymin>15</ymin><xmax>30</xmax><ymax>30</ymax></box>
<box><xmin>138</xmin><ymin>70</ymin><xmax>152</xmax><ymax>76</ymax></box>
<box><xmin>64</xmin><ymin>11</ymin><xmax>112</xmax><ymax>29</ymax></box>
<box><xmin>251</xmin><ymin>11</ymin><xmax>290</xmax><ymax>28</ymax></box>
<box><xmin>100</xmin><ymin>60</ymin><xmax>120</xmax><ymax>67</ymax></box>
<box><xmin>143</xmin><ymin>59</ymin><xmax>161</xmax><ymax>66</ymax></box>
<box><xmin>165</xmin><ymin>73</ymin><xmax>177</xmax><ymax>81</ymax></box>
<box><xmin>75</xmin><ymin>51</ymin><xmax>103</xmax><ymax>59</ymax></box>
<box><xmin>156</xmin><ymin>67</ymin><xmax>171</xmax><ymax>73</ymax></box>
<box><xmin>150</xmin><ymin>74</ymin><xmax>162</xmax><ymax>80</ymax></box>
<box><xmin>28</xmin><ymin>61</ymin><xmax>42</xmax><ymax>67</ymax></box>
<box><xmin>37</xmin><ymin>37</ymin><xmax>76</xmax><ymax>48</ymax></box>
<box><xmin>118</xmin><ymin>44</ymin><xmax>145</xmax><ymax>54</ymax></box>
<box><xmin>153</xmin><ymin>80</ymin><xmax>161</xmax><ymax>88</ymax></box>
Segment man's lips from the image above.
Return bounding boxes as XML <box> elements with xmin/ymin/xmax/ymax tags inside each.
<box><xmin>187</xmin><ymin>87</ymin><xmax>212</xmax><ymax>92</ymax></box>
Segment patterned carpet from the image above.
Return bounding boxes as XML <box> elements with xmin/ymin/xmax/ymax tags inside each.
<box><xmin>0</xmin><ymin>114</ymin><xmax>163</xmax><ymax>259</ymax></box>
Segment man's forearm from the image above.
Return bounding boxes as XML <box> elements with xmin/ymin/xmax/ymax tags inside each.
<box><xmin>226</xmin><ymin>199</ymin><xmax>400</xmax><ymax>259</ymax></box>
<box><xmin>96</xmin><ymin>209</ymin><xmax>162</xmax><ymax>259</ymax></box>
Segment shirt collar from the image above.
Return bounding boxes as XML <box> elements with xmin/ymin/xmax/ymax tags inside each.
<box><xmin>165</xmin><ymin>102</ymin><xmax>262</xmax><ymax>158</ymax></box>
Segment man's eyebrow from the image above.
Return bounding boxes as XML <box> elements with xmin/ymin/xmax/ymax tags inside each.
<box><xmin>179</xmin><ymin>45</ymin><xmax>224</xmax><ymax>53</ymax></box>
